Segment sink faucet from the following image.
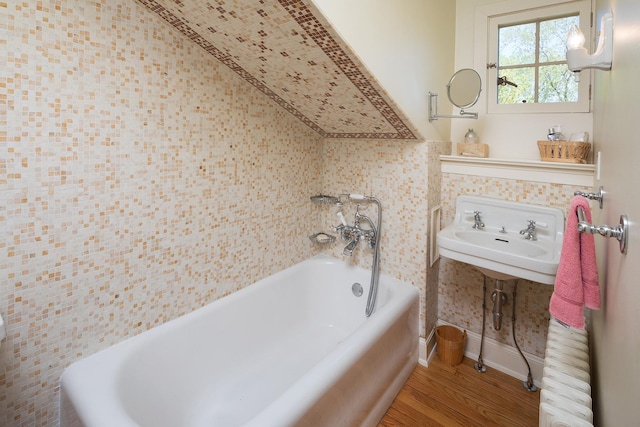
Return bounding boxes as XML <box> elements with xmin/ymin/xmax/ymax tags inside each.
<box><xmin>520</xmin><ymin>220</ymin><xmax>537</xmax><ymax>240</ymax></box>
<box><xmin>472</xmin><ymin>211</ymin><xmax>485</xmax><ymax>230</ymax></box>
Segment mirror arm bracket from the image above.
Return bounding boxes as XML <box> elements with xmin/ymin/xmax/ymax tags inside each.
<box><xmin>428</xmin><ymin>92</ymin><xmax>478</xmax><ymax>121</ymax></box>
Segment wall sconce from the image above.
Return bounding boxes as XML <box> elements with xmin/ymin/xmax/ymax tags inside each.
<box><xmin>566</xmin><ymin>12</ymin><xmax>613</xmax><ymax>81</ymax></box>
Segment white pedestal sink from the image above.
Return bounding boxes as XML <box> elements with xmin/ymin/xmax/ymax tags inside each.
<box><xmin>437</xmin><ymin>196</ymin><xmax>565</xmax><ymax>284</ymax></box>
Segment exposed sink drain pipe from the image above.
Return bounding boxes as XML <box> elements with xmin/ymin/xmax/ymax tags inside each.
<box><xmin>475</xmin><ymin>275</ymin><xmax>538</xmax><ymax>392</ymax></box>
<box><xmin>475</xmin><ymin>276</ymin><xmax>508</xmax><ymax>372</ymax></box>
<box><xmin>491</xmin><ymin>280</ymin><xmax>508</xmax><ymax>330</ymax></box>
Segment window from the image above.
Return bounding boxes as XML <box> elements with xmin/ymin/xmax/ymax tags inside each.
<box><xmin>498</xmin><ymin>15</ymin><xmax>579</xmax><ymax>104</ymax></box>
<box><xmin>486</xmin><ymin>1</ymin><xmax>592</xmax><ymax>114</ymax></box>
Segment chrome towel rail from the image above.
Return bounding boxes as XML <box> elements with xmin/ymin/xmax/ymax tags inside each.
<box><xmin>574</xmin><ymin>186</ymin><xmax>604</xmax><ymax>209</ymax></box>
<box><xmin>576</xmin><ymin>206</ymin><xmax>628</xmax><ymax>254</ymax></box>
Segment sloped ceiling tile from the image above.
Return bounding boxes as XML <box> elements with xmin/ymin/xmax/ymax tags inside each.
<box><xmin>137</xmin><ymin>0</ymin><xmax>422</xmax><ymax>140</ymax></box>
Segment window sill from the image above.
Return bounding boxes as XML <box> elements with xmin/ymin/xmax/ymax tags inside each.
<box><xmin>440</xmin><ymin>155</ymin><xmax>595</xmax><ymax>187</ymax></box>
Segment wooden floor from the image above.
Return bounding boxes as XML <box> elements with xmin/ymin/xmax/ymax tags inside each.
<box><xmin>378</xmin><ymin>356</ymin><xmax>540</xmax><ymax>427</ymax></box>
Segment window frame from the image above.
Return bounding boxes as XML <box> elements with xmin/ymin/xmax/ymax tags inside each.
<box><xmin>481</xmin><ymin>0</ymin><xmax>592</xmax><ymax>114</ymax></box>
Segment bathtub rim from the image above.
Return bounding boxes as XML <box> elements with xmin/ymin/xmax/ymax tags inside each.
<box><xmin>60</xmin><ymin>253</ymin><xmax>419</xmax><ymax>427</ymax></box>
<box><xmin>244</xmin><ymin>270</ymin><xmax>419</xmax><ymax>426</ymax></box>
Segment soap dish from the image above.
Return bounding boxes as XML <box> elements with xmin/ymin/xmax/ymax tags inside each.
<box><xmin>309</xmin><ymin>232</ymin><xmax>336</xmax><ymax>245</ymax></box>
<box><xmin>310</xmin><ymin>195</ymin><xmax>339</xmax><ymax>205</ymax></box>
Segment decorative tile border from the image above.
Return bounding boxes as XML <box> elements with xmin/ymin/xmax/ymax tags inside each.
<box><xmin>136</xmin><ymin>0</ymin><xmax>419</xmax><ymax>140</ymax></box>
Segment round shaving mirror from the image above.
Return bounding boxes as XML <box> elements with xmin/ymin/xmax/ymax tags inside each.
<box><xmin>447</xmin><ymin>69</ymin><xmax>482</xmax><ymax>109</ymax></box>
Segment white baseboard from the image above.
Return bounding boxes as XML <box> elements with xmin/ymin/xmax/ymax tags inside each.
<box><xmin>419</xmin><ymin>320</ymin><xmax>543</xmax><ymax>386</ymax></box>
<box><xmin>418</xmin><ymin>326</ymin><xmax>437</xmax><ymax>367</ymax></box>
<box><xmin>418</xmin><ymin>337</ymin><xmax>428</xmax><ymax>366</ymax></box>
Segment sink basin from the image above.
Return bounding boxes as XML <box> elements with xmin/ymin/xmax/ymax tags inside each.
<box><xmin>437</xmin><ymin>196</ymin><xmax>565</xmax><ymax>284</ymax></box>
<box><xmin>454</xmin><ymin>230</ymin><xmax>547</xmax><ymax>257</ymax></box>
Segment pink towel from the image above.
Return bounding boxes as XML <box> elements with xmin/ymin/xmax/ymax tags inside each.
<box><xmin>549</xmin><ymin>196</ymin><xmax>600</xmax><ymax>330</ymax></box>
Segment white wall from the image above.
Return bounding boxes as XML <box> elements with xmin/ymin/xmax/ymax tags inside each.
<box><xmin>453</xmin><ymin>0</ymin><xmax>594</xmax><ymax>160</ymax></box>
<box><xmin>312</xmin><ymin>0</ymin><xmax>456</xmax><ymax>142</ymax></box>
<box><xmin>590</xmin><ymin>0</ymin><xmax>640</xmax><ymax>425</ymax></box>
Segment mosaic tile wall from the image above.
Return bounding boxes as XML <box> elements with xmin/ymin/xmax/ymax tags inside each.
<box><xmin>439</xmin><ymin>173</ymin><xmax>593</xmax><ymax>357</ymax></box>
<box><xmin>426</xmin><ymin>141</ymin><xmax>451</xmax><ymax>341</ymax></box>
<box><xmin>319</xmin><ymin>138</ymin><xmax>432</xmax><ymax>337</ymax></box>
<box><xmin>0</xmin><ymin>0</ymin><xmax>327</xmax><ymax>424</ymax></box>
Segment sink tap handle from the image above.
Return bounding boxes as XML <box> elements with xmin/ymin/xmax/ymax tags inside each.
<box><xmin>525</xmin><ymin>219</ymin><xmax>547</xmax><ymax>228</ymax></box>
<box><xmin>468</xmin><ymin>210</ymin><xmax>484</xmax><ymax>229</ymax></box>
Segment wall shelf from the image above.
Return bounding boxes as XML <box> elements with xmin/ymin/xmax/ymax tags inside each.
<box><xmin>440</xmin><ymin>155</ymin><xmax>595</xmax><ymax>187</ymax></box>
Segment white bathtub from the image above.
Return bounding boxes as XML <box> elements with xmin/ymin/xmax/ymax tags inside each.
<box><xmin>60</xmin><ymin>254</ymin><xmax>419</xmax><ymax>427</ymax></box>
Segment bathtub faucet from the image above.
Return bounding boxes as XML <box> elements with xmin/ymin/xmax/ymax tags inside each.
<box><xmin>335</xmin><ymin>205</ymin><xmax>377</xmax><ymax>257</ymax></box>
<box><xmin>343</xmin><ymin>237</ymin><xmax>360</xmax><ymax>256</ymax></box>
<box><xmin>333</xmin><ymin>194</ymin><xmax>382</xmax><ymax>317</ymax></box>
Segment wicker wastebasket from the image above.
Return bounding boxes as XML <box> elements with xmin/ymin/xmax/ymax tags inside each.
<box><xmin>435</xmin><ymin>325</ymin><xmax>467</xmax><ymax>366</ymax></box>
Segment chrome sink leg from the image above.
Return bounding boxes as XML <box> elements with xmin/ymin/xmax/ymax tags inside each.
<box><xmin>475</xmin><ymin>275</ymin><xmax>488</xmax><ymax>373</ymax></box>
<box><xmin>512</xmin><ymin>280</ymin><xmax>538</xmax><ymax>392</ymax></box>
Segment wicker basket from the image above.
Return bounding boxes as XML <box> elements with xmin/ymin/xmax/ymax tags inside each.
<box><xmin>537</xmin><ymin>140</ymin><xmax>591</xmax><ymax>164</ymax></box>
<box><xmin>435</xmin><ymin>325</ymin><xmax>466</xmax><ymax>366</ymax></box>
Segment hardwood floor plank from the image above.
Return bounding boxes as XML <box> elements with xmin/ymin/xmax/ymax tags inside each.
<box><xmin>402</xmin><ymin>381</ymin><xmax>496</xmax><ymax>426</ymax></box>
<box><xmin>408</xmin><ymin>361</ymin><xmax>537</xmax><ymax>426</ymax></box>
<box><xmin>398</xmin><ymin>387</ymin><xmax>489</xmax><ymax>427</ymax></box>
<box><xmin>378</xmin><ymin>356</ymin><xmax>539</xmax><ymax>427</ymax></box>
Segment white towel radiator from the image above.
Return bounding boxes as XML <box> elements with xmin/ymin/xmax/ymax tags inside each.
<box><xmin>539</xmin><ymin>318</ymin><xmax>594</xmax><ymax>426</ymax></box>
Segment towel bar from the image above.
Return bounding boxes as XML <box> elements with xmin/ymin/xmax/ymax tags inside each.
<box><xmin>576</xmin><ymin>206</ymin><xmax>628</xmax><ymax>254</ymax></box>
<box><xmin>574</xmin><ymin>186</ymin><xmax>604</xmax><ymax>209</ymax></box>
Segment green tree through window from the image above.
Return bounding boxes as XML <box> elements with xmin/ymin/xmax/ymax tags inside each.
<box><xmin>497</xmin><ymin>15</ymin><xmax>579</xmax><ymax>104</ymax></box>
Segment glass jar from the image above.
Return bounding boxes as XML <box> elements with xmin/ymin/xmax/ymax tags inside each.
<box><xmin>464</xmin><ymin>128</ymin><xmax>479</xmax><ymax>144</ymax></box>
